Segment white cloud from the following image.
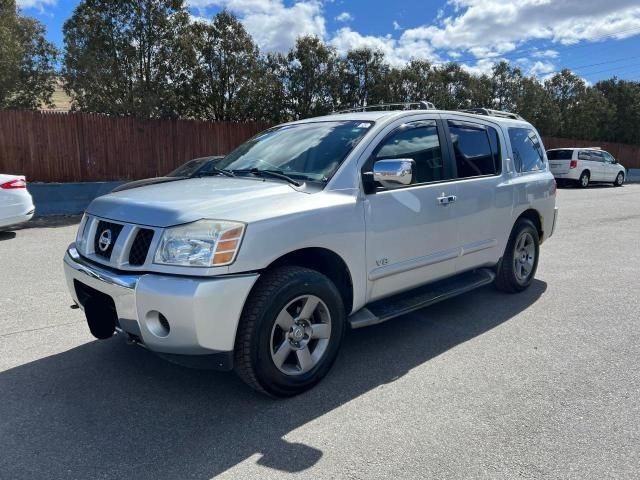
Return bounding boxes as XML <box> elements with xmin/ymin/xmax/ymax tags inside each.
<box><xmin>187</xmin><ymin>0</ymin><xmax>325</xmax><ymax>51</ymax></box>
<box><xmin>16</xmin><ymin>0</ymin><xmax>56</xmax><ymax>11</ymax></box>
<box><xmin>187</xmin><ymin>0</ymin><xmax>640</xmax><ymax>77</ymax></box>
<box><xmin>404</xmin><ymin>0</ymin><xmax>640</xmax><ymax>59</ymax></box>
<box><xmin>330</xmin><ymin>27</ymin><xmax>441</xmax><ymax>67</ymax></box>
<box><xmin>335</xmin><ymin>12</ymin><xmax>353</xmax><ymax>23</ymax></box>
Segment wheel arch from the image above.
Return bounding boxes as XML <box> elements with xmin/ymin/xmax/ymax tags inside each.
<box><xmin>515</xmin><ymin>208</ymin><xmax>543</xmax><ymax>240</ymax></box>
<box><xmin>580</xmin><ymin>168</ymin><xmax>591</xmax><ymax>178</ymax></box>
<box><xmin>265</xmin><ymin>247</ymin><xmax>354</xmax><ymax>314</ymax></box>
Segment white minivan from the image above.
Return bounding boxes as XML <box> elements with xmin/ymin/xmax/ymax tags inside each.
<box><xmin>547</xmin><ymin>147</ymin><xmax>626</xmax><ymax>188</ymax></box>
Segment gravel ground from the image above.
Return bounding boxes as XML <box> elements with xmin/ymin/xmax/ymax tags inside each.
<box><xmin>0</xmin><ymin>185</ymin><xmax>638</xmax><ymax>479</ymax></box>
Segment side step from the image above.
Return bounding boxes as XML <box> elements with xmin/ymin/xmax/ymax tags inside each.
<box><xmin>349</xmin><ymin>268</ymin><xmax>496</xmax><ymax>329</ymax></box>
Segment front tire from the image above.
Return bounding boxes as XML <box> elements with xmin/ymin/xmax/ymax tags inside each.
<box><xmin>495</xmin><ymin>218</ymin><xmax>540</xmax><ymax>293</ymax></box>
<box><xmin>614</xmin><ymin>171</ymin><xmax>624</xmax><ymax>187</ymax></box>
<box><xmin>234</xmin><ymin>266</ymin><xmax>345</xmax><ymax>397</ymax></box>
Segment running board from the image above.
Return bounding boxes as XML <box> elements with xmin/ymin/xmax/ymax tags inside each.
<box><xmin>349</xmin><ymin>268</ymin><xmax>496</xmax><ymax>329</ymax></box>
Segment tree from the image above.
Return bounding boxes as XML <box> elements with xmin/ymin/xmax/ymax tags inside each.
<box><xmin>188</xmin><ymin>11</ymin><xmax>261</xmax><ymax>121</ymax></box>
<box><xmin>63</xmin><ymin>0</ymin><xmax>191</xmax><ymax>118</ymax></box>
<box><xmin>0</xmin><ymin>0</ymin><xmax>57</xmax><ymax>109</ymax></box>
<box><xmin>340</xmin><ymin>48</ymin><xmax>389</xmax><ymax>108</ymax></box>
<box><xmin>595</xmin><ymin>79</ymin><xmax>640</xmax><ymax>144</ymax></box>
<box><xmin>284</xmin><ymin>36</ymin><xmax>339</xmax><ymax>119</ymax></box>
<box><xmin>491</xmin><ymin>61</ymin><xmax>523</xmax><ymax>111</ymax></box>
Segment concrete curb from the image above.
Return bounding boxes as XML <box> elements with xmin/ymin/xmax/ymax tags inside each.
<box><xmin>627</xmin><ymin>169</ymin><xmax>640</xmax><ymax>183</ymax></box>
<box><xmin>28</xmin><ymin>182</ymin><xmax>125</xmax><ymax>216</ymax></box>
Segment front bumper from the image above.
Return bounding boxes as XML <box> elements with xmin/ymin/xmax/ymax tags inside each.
<box><xmin>63</xmin><ymin>245</ymin><xmax>259</xmax><ymax>359</ymax></box>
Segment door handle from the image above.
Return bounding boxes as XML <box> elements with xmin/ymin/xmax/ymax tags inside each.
<box><xmin>437</xmin><ymin>194</ymin><xmax>457</xmax><ymax>205</ymax></box>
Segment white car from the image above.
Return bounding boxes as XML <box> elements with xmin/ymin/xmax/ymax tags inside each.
<box><xmin>63</xmin><ymin>105</ymin><xmax>558</xmax><ymax>396</ymax></box>
<box><xmin>547</xmin><ymin>147</ymin><xmax>626</xmax><ymax>188</ymax></box>
<box><xmin>0</xmin><ymin>174</ymin><xmax>35</xmax><ymax>230</ymax></box>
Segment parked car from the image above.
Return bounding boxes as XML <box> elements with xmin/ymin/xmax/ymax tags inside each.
<box><xmin>111</xmin><ymin>155</ymin><xmax>224</xmax><ymax>192</ymax></box>
<box><xmin>0</xmin><ymin>174</ymin><xmax>35</xmax><ymax>230</ymax></box>
<box><xmin>63</xmin><ymin>104</ymin><xmax>558</xmax><ymax>397</ymax></box>
<box><xmin>547</xmin><ymin>147</ymin><xmax>626</xmax><ymax>188</ymax></box>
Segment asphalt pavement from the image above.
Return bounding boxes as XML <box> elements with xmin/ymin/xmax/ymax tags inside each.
<box><xmin>1</xmin><ymin>184</ymin><xmax>639</xmax><ymax>479</ymax></box>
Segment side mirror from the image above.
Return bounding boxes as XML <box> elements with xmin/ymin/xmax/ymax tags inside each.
<box><xmin>372</xmin><ymin>159</ymin><xmax>415</xmax><ymax>189</ymax></box>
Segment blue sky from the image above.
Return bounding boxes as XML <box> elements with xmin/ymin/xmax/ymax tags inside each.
<box><xmin>17</xmin><ymin>0</ymin><xmax>640</xmax><ymax>83</ymax></box>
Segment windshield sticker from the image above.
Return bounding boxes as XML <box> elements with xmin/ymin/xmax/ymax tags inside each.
<box><xmin>356</xmin><ymin>122</ymin><xmax>372</xmax><ymax>129</ymax></box>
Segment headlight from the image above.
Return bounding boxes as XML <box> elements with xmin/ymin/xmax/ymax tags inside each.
<box><xmin>75</xmin><ymin>213</ymin><xmax>89</xmax><ymax>252</ymax></box>
<box><xmin>154</xmin><ymin>220</ymin><xmax>245</xmax><ymax>267</ymax></box>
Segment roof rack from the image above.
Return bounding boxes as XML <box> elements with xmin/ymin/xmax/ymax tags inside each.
<box><xmin>334</xmin><ymin>101</ymin><xmax>436</xmax><ymax>114</ymax></box>
<box><xmin>459</xmin><ymin>108</ymin><xmax>524</xmax><ymax>121</ymax></box>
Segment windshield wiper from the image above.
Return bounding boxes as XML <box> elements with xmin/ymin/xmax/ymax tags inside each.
<box><xmin>232</xmin><ymin>168</ymin><xmax>301</xmax><ymax>187</ymax></box>
<box><xmin>195</xmin><ymin>167</ymin><xmax>235</xmax><ymax>178</ymax></box>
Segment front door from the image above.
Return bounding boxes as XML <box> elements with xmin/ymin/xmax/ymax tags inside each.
<box><xmin>602</xmin><ymin>151</ymin><xmax>618</xmax><ymax>181</ymax></box>
<box><xmin>363</xmin><ymin>118</ymin><xmax>459</xmax><ymax>302</ymax></box>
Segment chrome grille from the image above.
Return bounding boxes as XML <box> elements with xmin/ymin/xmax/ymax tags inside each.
<box><xmin>78</xmin><ymin>215</ymin><xmax>161</xmax><ymax>270</ymax></box>
<box><xmin>129</xmin><ymin>228</ymin><xmax>154</xmax><ymax>266</ymax></box>
<box><xmin>93</xmin><ymin>221</ymin><xmax>124</xmax><ymax>260</ymax></box>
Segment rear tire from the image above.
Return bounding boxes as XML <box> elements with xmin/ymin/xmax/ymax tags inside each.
<box><xmin>234</xmin><ymin>266</ymin><xmax>345</xmax><ymax>397</ymax></box>
<box><xmin>614</xmin><ymin>171</ymin><xmax>624</xmax><ymax>187</ymax></box>
<box><xmin>578</xmin><ymin>171</ymin><xmax>590</xmax><ymax>188</ymax></box>
<box><xmin>495</xmin><ymin>218</ymin><xmax>540</xmax><ymax>293</ymax></box>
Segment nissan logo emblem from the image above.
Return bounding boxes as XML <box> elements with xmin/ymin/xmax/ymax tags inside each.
<box><xmin>98</xmin><ymin>229</ymin><xmax>112</xmax><ymax>252</ymax></box>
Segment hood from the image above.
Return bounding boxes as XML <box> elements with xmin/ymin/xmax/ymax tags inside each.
<box><xmin>111</xmin><ymin>176</ymin><xmax>185</xmax><ymax>193</ymax></box>
<box><xmin>87</xmin><ymin>176</ymin><xmax>312</xmax><ymax>227</ymax></box>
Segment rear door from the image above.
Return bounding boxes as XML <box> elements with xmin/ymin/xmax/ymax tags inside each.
<box><xmin>442</xmin><ymin>116</ymin><xmax>506</xmax><ymax>272</ymax></box>
<box><xmin>547</xmin><ymin>149</ymin><xmax>572</xmax><ymax>175</ymax></box>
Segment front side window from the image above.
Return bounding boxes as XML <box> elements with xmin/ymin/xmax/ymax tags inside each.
<box><xmin>449</xmin><ymin>121</ymin><xmax>501</xmax><ymax>178</ymax></box>
<box><xmin>374</xmin><ymin>121</ymin><xmax>445</xmax><ymax>184</ymax></box>
<box><xmin>217</xmin><ymin>121</ymin><xmax>373</xmax><ymax>182</ymax></box>
<box><xmin>603</xmin><ymin>152</ymin><xmax>616</xmax><ymax>163</ymax></box>
<box><xmin>509</xmin><ymin>128</ymin><xmax>545</xmax><ymax>173</ymax></box>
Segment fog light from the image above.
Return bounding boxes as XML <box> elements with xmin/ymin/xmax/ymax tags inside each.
<box><xmin>146</xmin><ymin>310</ymin><xmax>170</xmax><ymax>338</ymax></box>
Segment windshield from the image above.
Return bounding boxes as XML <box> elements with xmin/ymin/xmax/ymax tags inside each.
<box><xmin>216</xmin><ymin>121</ymin><xmax>374</xmax><ymax>182</ymax></box>
<box><xmin>547</xmin><ymin>150</ymin><xmax>573</xmax><ymax>160</ymax></box>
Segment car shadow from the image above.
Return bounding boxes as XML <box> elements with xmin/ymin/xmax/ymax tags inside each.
<box><xmin>0</xmin><ymin>280</ymin><xmax>547</xmax><ymax>479</ymax></box>
<box><xmin>0</xmin><ymin>231</ymin><xmax>17</xmax><ymax>241</ymax></box>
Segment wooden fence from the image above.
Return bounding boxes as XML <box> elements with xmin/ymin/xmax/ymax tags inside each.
<box><xmin>543</xmin><ymin>136</ymin><xmax>640</xmax><ymax>169</ymax></box>
<box><xmin>0</xmin><ymin>111</ymin><xmax>268</xmax><ymax>182</ymax></box>
<box><xmin>1</xmin><ymin>110</ymin><xmax>639</xmax><ymax>182</ymax></box>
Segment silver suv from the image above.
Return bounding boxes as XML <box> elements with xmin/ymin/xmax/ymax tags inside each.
<box><xmin>64</xmin><ymin>105</ymin><xmax>558</xmax><ymax>396</ymax></box>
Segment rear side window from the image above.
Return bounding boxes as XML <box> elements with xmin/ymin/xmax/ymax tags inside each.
<box><xmin>547</xmin><ymin>150</ymin><xmax>573</xmax><ymax>160</ymax></box>
<box><xmin>578</xmin><ymin>151</ymin><xmax>592</xmax><ymax>161</ymax></box>
<box><xmin>589</xmin><ymin>151</ymin><xmax>604</xmax><ymax>162</ymax></box>
<box><xmin>509</xmin><ymin>128</ymin><xmax>545</xmax><ymax>173</ymax></box>
<box><xmin>448</xmin><ymin>121</ymin><xmax>501</xmax><ymax>178</ymax></box>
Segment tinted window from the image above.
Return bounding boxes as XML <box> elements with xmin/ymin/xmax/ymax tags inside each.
<box><xmin>449</xmin><ymin>121</ymin><xmax>501</xmax><ymax>178</ymax></box>
<box><xmin>509</xmin><ymin>128</ymin><xmax>545</xmax><ymax>173</ymax></box>
<box><xmin>375</xmin><ymin>122</ymin><xmax>444</xmax><ymax>184</ymax></box>
<box><xmin>589</xmin><ymin>151</ymin><xmax>604</xmax><ymax>162</ymax></box>
<box><xmin>547</xmin><ymin>149</ymin><xmax>573</xmax><ymax>160</ymax></box>
<box><xmin>578</xmin><ymin>151</ymin><xmax>592</xmax><ymax>161</ymax></box>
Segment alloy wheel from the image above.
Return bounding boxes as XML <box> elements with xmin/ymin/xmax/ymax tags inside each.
<box><xmin>269</xmin><ymin>295</ymin><xmax>332</xmax><ymax>375</ymax></box>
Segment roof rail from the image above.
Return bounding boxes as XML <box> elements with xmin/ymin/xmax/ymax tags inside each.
<box><xmin>459</xmin><ymin>108</ymin><xmax>524</xmax><ymax>121</ymax></box>
<box><xmin>334</xmin><ymin>101</ymin><xmax>436</xmax><ymax>114</ymax></box>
